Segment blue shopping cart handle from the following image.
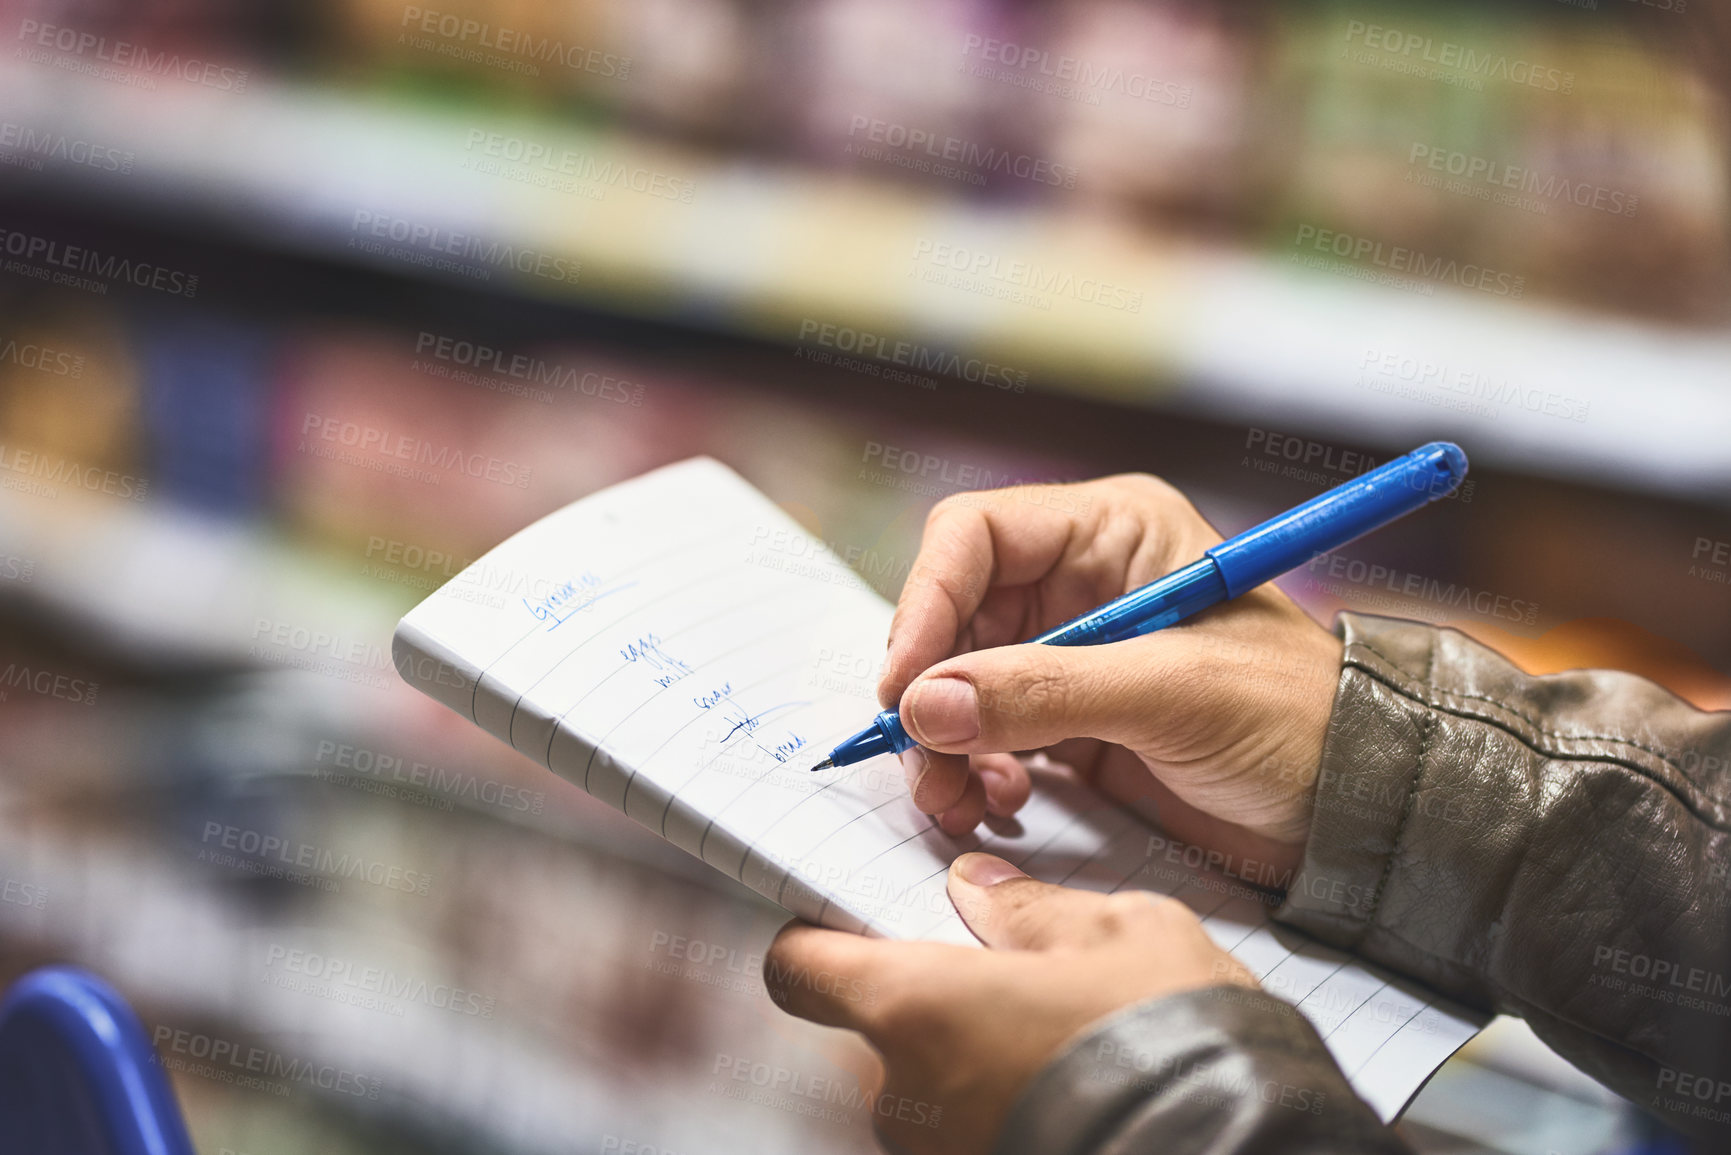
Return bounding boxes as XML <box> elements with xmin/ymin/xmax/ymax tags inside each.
<box><xmin>0</xmin><ymin>966</ymin><xmax>195</xmax><ymax>1155</ymax></box>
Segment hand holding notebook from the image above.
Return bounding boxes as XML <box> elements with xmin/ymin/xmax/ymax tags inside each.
<box><xmin>392</xmin><ymin>458</ymin><xmax>1483</xmax><ymax>1122</ymax></box>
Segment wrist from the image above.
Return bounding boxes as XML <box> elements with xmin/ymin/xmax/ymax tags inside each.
<box><xmin>1258</xmin><ymin>624</ymin><xmax>1344</xmax><ymax>856</ymax></box>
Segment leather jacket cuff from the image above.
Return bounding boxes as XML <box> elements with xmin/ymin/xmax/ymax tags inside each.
<box><xmin>1273</xmin><ymin>612</ymin><xmax>1501</xmax><ymax>1005</ymax></box>
<box><xmin>990</xmin><ymin>986</ymin><xmax>1406</xmax><ymax>1155</ymax></box>
<box><xmin>1273</xmin><ymin>612</ymin><xmax>1731</xmax><ymax>1142</ymax></box>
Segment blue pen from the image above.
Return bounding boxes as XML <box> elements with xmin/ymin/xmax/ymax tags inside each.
<box><xmin>811</xmin><ymin>440</ymin><xmax>1468</xmax><ymax>771</ymax></box>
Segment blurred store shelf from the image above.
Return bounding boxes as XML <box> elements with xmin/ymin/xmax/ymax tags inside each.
<box><xmin>2</xmin><ymin>59</ymin><xmax>1728</xmax><ymax>501</ymax></box>
<box><xmin>0</xmin><ymin>771</ymin><xmax>873</xmax><ymax>1155</ymax></box>
<box><xmin>0</xmin><ymin>487</ymin><xmax>399</xmax><ymax>668</ymax></box>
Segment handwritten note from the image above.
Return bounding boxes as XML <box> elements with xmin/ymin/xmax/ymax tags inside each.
<box><xmin>522</xmin><ymin>571</ymin><xmax>635</xmax><ymax>631</ymax></box>
<box><xmin>393</xmin><ymin>457</ymin><xmax>1484</xmax><ymax>1121</ymax></box>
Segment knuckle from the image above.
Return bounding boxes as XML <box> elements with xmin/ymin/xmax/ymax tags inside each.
<box><xmin>1116</xmin><ymin>889</ymin><xmax>1188</xmax><ymax>929</ymax></box>
<box><xmin>1108</xmin><ymin>473</ymin><xmax>1211</xmax><ymax>532</ymax></box>
<box><xmin>925</xmin><ymin>492</ymin><xmax>977</xmax><ymax>527</ymax></box>
<box><xmin>1106</xmin><ymin>472</ymin><xmax>1180</xmax><ymax>504</ymax></box>
<box><xmin>1079</xmin><ymin>892</ymin><xmax>1157</xmax><ymax>939</ymax></box>
<box><xmin>1101</xmin><ymin>891</ymin><xmax>1160</xmax><ymax>925</ymax></box>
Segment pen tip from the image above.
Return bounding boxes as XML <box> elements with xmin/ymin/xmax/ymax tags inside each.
<box><xmin>810</xmin><ymin>757</ymin><xmax>834</xmax><ymax>773</ymax></box>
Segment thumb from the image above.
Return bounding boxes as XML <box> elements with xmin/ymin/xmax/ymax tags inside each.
<box><xmin>899</xmin><ymin>635</ymin><xmax>1184</xmax><ymax>755</ymax></box>
<box><xmin>763</xmin><ymin>921</ymin><xmax>894</xmax><ymax>1032</ymax></box>
<box><xmin>947</xmin><ymin>853</ymin><xmax>1123</xmax><ymax>950</ymax></box>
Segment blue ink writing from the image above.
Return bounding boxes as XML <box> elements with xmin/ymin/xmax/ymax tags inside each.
<box><xmin>694</xmin><ymin>683</ymin><xmax>734</xmax><ymax>711</ymax></box>
<box><xmin>620</xmin><ymin>633</ymin><xmax>693</xmax><ymax>687</ymax></box>
<box><xmin>711</xmin><ymin>700</ymin><xmax>812</xmax><ymax>764</ymax></box>
<box><xmin>521</xmin><ymin>572</ymin><xmax>636</xmax><ymax>631</ymax></box>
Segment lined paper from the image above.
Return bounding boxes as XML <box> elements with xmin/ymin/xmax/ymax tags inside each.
<box><xmin>392</xmin><ymin>457</ymin><xmax>1484</xmax><ymax>1120</ymax></box>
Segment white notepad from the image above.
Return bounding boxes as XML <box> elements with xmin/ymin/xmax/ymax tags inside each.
<box><xmin>392</xmin><ymin>457</ymin><xmax>1484</xmax><ymax>1121</ymax></box>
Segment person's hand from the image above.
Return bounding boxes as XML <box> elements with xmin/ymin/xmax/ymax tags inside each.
<box><xmin>765</xmin><ymin>852</ymin><xmax>1258</xmax><ymax>1155</ymax></box>
<box><xmin>880</xmin><ymin>475</ymin><xmax>1343</xmax><ymax>878</ymax></box>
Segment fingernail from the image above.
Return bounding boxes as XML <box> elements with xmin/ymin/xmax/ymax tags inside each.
<box><xmin>905</xmin><ymin>676</ymin><xmax>979</xmax><ymax>745</ymax></box>
<box><xmin>954</xmin><ymin>853</ymin><xmax>1025</xmax><ymax>888</ymax></box>
<box><xmin>899</xmin><ymin>747</ymin><xmax>929</xmax><ymax>806</ymax></box>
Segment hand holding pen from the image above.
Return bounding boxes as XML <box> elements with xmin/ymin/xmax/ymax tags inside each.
<box><xmin>831</xmin><ymin>444</ymin><xmax>1466</xmax><ymax>874</ymax></box>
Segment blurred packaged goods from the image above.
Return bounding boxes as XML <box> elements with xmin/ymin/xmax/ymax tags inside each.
<box><xmin>0</xmin><ymin>0</ymin><xmax>1723</xmax><ymax>496</ymax></box>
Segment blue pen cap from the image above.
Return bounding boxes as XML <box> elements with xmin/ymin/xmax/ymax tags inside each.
<box><xmin>1205</xmin><ymin>441</ymin><xmax>1468</xmax><ymax>599</ymax></box>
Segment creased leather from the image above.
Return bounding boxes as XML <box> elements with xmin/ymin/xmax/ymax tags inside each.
<box><xmin>990</xmin><ymin>987</ymin><xmax>1409</xmax><ymax>1155</ymax></box>
<box><xmin>1278</xmin><ymin>613</ymin><xmax>1731</xmax><ymax>1142</ymax></box>
<box><xmin>992</xmin><ymin>612</ymin><xmax>1730</xmax><ymax>1153</ymax></box>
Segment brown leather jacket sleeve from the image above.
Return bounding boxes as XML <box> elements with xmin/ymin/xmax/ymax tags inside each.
<box><xmin>989</xmin><ymin>986</ymin><xmax>1410</xmax><ymax>1155</ymax></box>
<box><xmin>1277</xmin><ymin>612</ymin><xmax>1731</xmax><ymax>1141</ymax></box>
<box><xmin>993</xmin><ymin>611</ymin><xmax>1730</xmax><ymax>1154</ymax></box>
